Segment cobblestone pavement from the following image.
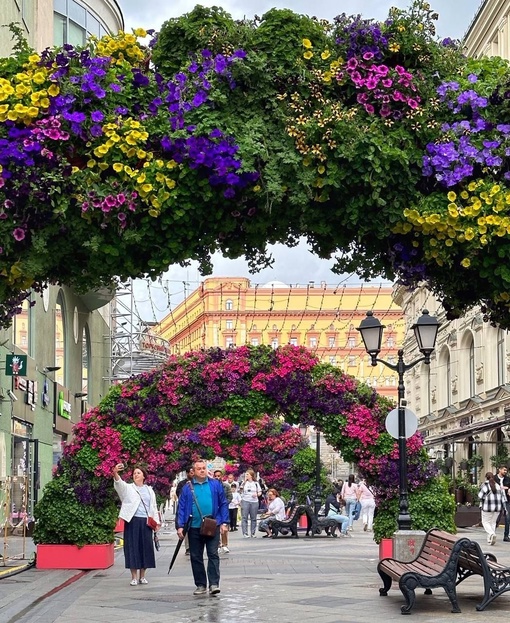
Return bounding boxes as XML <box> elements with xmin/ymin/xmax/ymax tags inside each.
<box><xmin>2</xmin><ymin>524</ymin><xmax>510</xmax><ymax>623</ymax></box>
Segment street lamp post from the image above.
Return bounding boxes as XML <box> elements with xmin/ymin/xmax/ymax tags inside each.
<box><xmin>357</xmin><ymin>309</ymin><xmax>440</xmax><ymax>530</ymax></box>
<box><xmin>299</xmin><ymin>424</ymin><xmax>323</xmax><ymax>517</ymax></box>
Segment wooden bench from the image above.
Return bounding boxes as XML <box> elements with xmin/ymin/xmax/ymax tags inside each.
<box><xmin>267</xmin><ymin>504</ymin><xmax>310</xmax><ymax>538</ymax></box>
<box><xmin>377</xmin><ymin>528</ymin><xmax>472</xmax><ymax>614</ymax></box>
<box><xmin>456</xmin><ymin>538</ymin><xmax>510</xmax><ymax>611</ymax></box>
<box><xmin>310</xmin><ymin>513</ymin><xmax>340</xmax><ymax>537</ymax></box>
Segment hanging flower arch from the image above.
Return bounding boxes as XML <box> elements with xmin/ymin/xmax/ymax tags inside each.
<box><xmin>2</xmin><ymin>2</ymin><xmax>510</xmax><ymax>328</ymax></box>
<box><xmin>33</xmin><ymin>345</ymin><xmax>454</xmax><ymax>546</ymax></box>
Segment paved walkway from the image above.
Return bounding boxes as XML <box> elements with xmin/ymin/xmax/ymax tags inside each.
<box><xmin>2</xmin><ymin>524</ymin><xmax>510</xmax><ymax>622</ymax></box>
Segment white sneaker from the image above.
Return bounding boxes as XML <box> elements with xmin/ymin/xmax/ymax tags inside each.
<box><xmin>490</xmin><ymin>534</ymin><xmax>496</xmax><ymax>545</ymax></box>
<box><xmin>243</xmin><ymin>534</ymin><xmax>250</xmax><ymax>538</ymax></box>
<box><xmin>222</xmin><ymin>546</ymin><xmax>229</xmax><ymax>553</ymax></box>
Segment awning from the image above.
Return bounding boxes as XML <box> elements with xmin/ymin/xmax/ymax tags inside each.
<box><xmin>424</xmin><ymin>415</ymin><xmax>510</xmax><ymax>446</ymax></box>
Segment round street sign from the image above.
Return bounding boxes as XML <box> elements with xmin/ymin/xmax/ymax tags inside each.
<box><xmin>385</xmin><ymin>408</ymin><xmax>418</xmax><ymax>440</ymax></box>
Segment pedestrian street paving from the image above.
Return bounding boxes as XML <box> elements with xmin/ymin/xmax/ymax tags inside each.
<box><xmin>4</xmin><ymin>525</ymin><xmax>510</xmax><ymax>623</ymax></box>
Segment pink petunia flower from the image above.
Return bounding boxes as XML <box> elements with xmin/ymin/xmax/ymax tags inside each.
<box><xmin>13</xmin><ymin>227</ymin><xmax>25</xmax><ymax>241</ymax></box>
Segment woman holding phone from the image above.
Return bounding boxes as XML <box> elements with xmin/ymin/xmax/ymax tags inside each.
<box><xmin>113</xmin><ymin>463</ymin><xmax>160</xmax><ymax>586</ymax></box>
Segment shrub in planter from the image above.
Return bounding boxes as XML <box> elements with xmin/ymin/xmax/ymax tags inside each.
<box><xmin>373</xmin><ymin>476</ymin><xmax>455</xmax><ymax>544</ymax></box>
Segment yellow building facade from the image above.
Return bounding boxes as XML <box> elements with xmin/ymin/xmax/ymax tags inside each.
<box><xmin>157</xmin><ymin>278</ymin><xmax>405</xmax><ymax>400</ymax></box>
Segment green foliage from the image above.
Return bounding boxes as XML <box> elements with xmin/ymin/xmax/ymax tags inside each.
<box><xmin>286</xmin><ymin>446</ymin><xmax>332</xmax><ymax>503</ymax></box>
<box><xmin>33</xmin><ymin>476</ymin><xmax>118</xmax><ymax>546</ymax></box>
<box><xmin>373</xmin><ymin>476</ymin><xmax>456</xmax><ymax>543</ymax></box>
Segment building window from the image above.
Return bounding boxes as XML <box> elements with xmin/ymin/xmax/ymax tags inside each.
<box><xmin>328</xmin><ymin>337</ymin><xmax>335</xmax><ymax>347</ymax></box>
<box><xmin>469</xmin><ymin>337</ymin><xmax>475</xmax><ymax>397</ymax></box>
<box><xmin>12</xmin><ymin>298</ymin><xmax>30</xmax><ymax>355</ymax></box>
<box><xmin>497</xmin><ymin>329</ymin><xmax>506</xmax><ymax>386</ymax></box>
<box><xmin>309</xmin><ymin>337</ymin><xmax>317</xmax><ymax>348</ymax></box>
<box><xmin>348</xmin><ymin>337</ymin><xmax>355</xmax><ymax>348</ymax></box>
<box><xmin>290</xmin><ymin>338</ymin><xmax>298</xmax><ymax>346</ymax></box>
<box><xmin>226</xmin><ymin>337</ymin><xmax>234</xmax><ymax>348</ymax></box>
<box><xmin>445</xmin><ymin>350</ymin><xmax>452</xmax><ymax>406</ymax></box>
<box><xmin>329</xmin><ymin>356</ymin><xmax>336</xmax><ymax>365</ymax></box>
<box><xmin>271</xmin><ymin>338</ymin><xmax>278</xmax><ymax>349</ymax></box>
<box><xmin>348</xmin><ymin>356</ymin><xmax>356</xmax><ymax>367</ymax></box>
<box><xmin>82</xmin><ymin>325</ymin><xmax>90</xmax><ymax>397</ymax></box>
<box><xmin>55</xmin><ymin>292</ymin><xmax>66</xmax><ymax>386</ymax></box>
<box><xmin>225</xmin><ymin>299</ymin><xmax>233</xmax><ymax>310</ymax></box>
<box><xmin>251</xmin><ymin>338</ymin><xmax>259</xmax><ymax>346</ymax></box>
<box><xmin>387</xmin><ymin>336</ymin><xmax>395</xmax><ymax>347</ymax></box>
<box><xmin>226</xmin><ymin>320</ymin><xmax>233</xmax><ymax>330</ymax></box>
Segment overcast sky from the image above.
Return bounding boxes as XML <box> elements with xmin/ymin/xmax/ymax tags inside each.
<box><xmin>115</xmin><ymin>0</ymin><xmax>483</xmax><ymax>320</ymax></box>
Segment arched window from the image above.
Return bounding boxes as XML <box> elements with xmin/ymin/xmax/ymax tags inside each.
<box><xmin>497</xmin><ymin>329</ymin><xmax>506</xmax><ymax>386</ymax></box>
<box><xmin>225</xmin><ymin>299</ymin><xmax>233</xmax><ymax>310</ymax></box>
<box><xmin>55</xmin><ymin>292</ymin><xmax>66</xmax><ymax>386</ymax></box>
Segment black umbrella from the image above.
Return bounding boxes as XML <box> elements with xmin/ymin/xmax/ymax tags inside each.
<box><xmin>168</xmin><ymin>516</ymin><xmax>192</xmax><ymax>574</ymax></box>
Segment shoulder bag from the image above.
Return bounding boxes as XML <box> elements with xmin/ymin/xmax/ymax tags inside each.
<box><xmin>189</xmin><ymin>481</ymin><xmax>217</xmax><ymax>537</ymax></box>
<box><xmin>136</xmin><ymin>487</ymin><xmax>158</xmax><ymax>531</ymax></box>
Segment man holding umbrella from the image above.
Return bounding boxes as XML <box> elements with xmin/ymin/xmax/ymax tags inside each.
<box><xmin>176</xmin><ymin>459</ymin><xmax>229</xmax><ymax>595</ymax></box>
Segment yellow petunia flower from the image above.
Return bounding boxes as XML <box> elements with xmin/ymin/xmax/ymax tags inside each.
<box><xmin>321</xmin><ymin>50</ymin><xmax>331</xmax><ymax>60</ymax></box>
<box><xmin>460</xmin><ymin>258</ymin><xmax>471</xmax><ymax>268</ymax></box>
<box><xmin>302</xmin><ymin>39</ymin><xmax>313</xmax><ymax>49</ymax></box>
<box><xmin>303</xmin><ymin>51</ymin><xmax>313</xmax><ymax>60</ymax></box>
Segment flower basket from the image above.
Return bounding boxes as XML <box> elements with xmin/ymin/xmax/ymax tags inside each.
<box><xmin>36</xmin><ymin>543</ymin><xmax>114</xmax><ymax>569</ymax></box>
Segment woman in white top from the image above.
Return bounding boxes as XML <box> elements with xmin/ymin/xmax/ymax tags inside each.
<box><xmin>357</xmin><ymin>479</ymin><xmax>376</xmax><ymax>531</ymax></box>
<box><xmin>341</xmin><ymin>474</ymin><xmax>359</xmax><ymax>530</ymax></box>
<box><xmin>258</xmin><ymin>488</ymin><xmax>286</xmax><ymax>537</ymax></box>
<box><xmin>240</xmin><ymin>469</ymin><xmax>261</xmax><ymax>537</ymax></box>
<box><xmin>113</xmin><ymin>463</ymin><xmax>160</xmax><ymax>586</ymax></box>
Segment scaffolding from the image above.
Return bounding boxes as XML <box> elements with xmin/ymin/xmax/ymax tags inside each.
<box><xmin>107</xmin><ymin>280</ymin><xmax>170</xmax><ymax>382</ymax></box>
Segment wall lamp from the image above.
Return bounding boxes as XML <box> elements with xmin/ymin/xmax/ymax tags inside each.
<box><xmin>43</xmin><ymin>366</ymin><xmax>61</xmax><ymax>373</ymax></box>
<box><xmin>74</xmin><ymin>392</ymin><xmax>88</xmax><ymax>398</ymax></box>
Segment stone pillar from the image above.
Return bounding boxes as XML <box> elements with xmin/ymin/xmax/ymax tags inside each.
<box><xmin>392</xmin><ymin>530</ymin><xmax>426</xmax><ymax>562</ymax></box>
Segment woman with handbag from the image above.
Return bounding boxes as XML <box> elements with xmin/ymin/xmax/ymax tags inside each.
<box><xmin>340</xmin><ymin>474</ymin><xmax>359</xmax><ymax>531</ymax></box>
<box><xmin>113</xmin><ymin>463</ymin><xmax>160</xmax><ymax>586</ymax></box>
<box><xmin>240</xmin><ymin>469</ymin><xmax>262</xmax><ymax>538</ymax></box>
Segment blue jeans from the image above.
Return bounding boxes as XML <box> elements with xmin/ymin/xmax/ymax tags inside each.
<box><xmin>327</xmin><ymin>510</ymin><xmax>349</xmax><ymax>534</ymax></box>
<box><xmin>188</xmin><ymin>527</ymin><xmax>220</xmax><ymax>588</ymax></box>
<box><xmin>344</xmin><ymin>499</ymin><xmax>357</xmax><ymax>528</ymax></box>
<box><xmin>241</xmin><ymin>500</ymin><xmax>258</xmax><ymax>536</ymax></box>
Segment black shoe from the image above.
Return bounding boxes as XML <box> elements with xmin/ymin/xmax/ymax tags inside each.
<box><xmin>504</xmin><ymin>537</ymin><xmax>510</xmax><ymax>542</ymax></box>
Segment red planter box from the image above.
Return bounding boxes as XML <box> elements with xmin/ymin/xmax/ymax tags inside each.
<box><xmin>36</xmin><ymin>543</ymin><xmax>115</xmax><ymax>570</ymax></box>
<box><xmin>379</xmin><ymin>538</ymin><xmax>393</xmax><ymax>560</ymax></box>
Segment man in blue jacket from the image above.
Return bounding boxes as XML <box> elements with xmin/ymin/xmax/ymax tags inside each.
<box><xmin>176</xmin><ymin>459</ymin><xmax>229</xmax><ymax>595</ymax></box>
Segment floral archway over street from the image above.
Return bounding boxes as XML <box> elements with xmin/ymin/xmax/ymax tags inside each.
<box><xmin>3</xmin><ymin>2</ymin><xmax>510</xmax><ymax>328</ymax></box>
<box><xmin>33</xmin><ymin>345</ymin><xmax>454</xmax><ymax>546</ymax></box>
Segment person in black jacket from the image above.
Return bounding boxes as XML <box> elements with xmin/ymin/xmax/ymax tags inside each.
<box><xmin>496</xmin><ymin>465</ymin><xmax>510</xmax><ymax>541</ymax></box>
<box><xmin>324</xmin><ymin>490</ymin><xmax>350</xmax><ymax>537</ymax></box>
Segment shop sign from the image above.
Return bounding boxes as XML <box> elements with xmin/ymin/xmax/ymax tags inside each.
<box><xmin>57</xmin><ymin>391</ymin><xmax>71</xmax><ymax>419</ymax></box>
<box><xmin>6</xmin><ymin>354</ymin><xmax>27</xmax><ymax>376</ymax></box>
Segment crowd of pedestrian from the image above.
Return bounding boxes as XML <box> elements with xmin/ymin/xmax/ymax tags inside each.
<box><xmin>113</xmin><ymin>463</ymin><xmax>377</xmax><ymax>595</ymax></box>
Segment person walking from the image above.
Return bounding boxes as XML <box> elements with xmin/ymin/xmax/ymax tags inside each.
<box><xmin>176</xmin><ymin>459</ymin><xmax>229</xmax><ymax>595</ymax></box>
<box><xmin>112</xmin><ymin>463</ymin><xmax>160</xmax><ymax>586</ymax></box>
<box><xmin>229</xmin><ymin>483</ymin><xmax>241</xmax><ymax>531</ymax></box>
<box><xmin>341</xmin><ymin>475</ymin><xmax>359</xmax><ymax>530</ymax></box>
<box><xmin>479</xmin><ymin>471</ymin><xmax>506</xmax><ymax>545</ymax></box>
<box><xmin>214</xmin><ymin>469</ymin><xmax>233</xmax><ymax>553</ymax></box>
<box><xmin>175</xmin><ymin>466</ymin><xmax>194</xmax><ymax>556</ymax></box>
<box><xmin>357</xmin><ymin>479</ymin><xmax>376</xmax><ymax>532</ymax></box>
<box><xmin>495</xmin><ymin>464</ymin><xmax>510</xmax><ymax>542</ymax></box>
<box><xmin>240</xmin><ymin>469</ymin><xmax>262</xmax><ymax>538</ymax></box>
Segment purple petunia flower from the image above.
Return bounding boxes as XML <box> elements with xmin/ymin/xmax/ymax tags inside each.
<box><xmin>13</xmin><ymin>228</ymin><xmax>25</xmax><ymax>241</ymax></box>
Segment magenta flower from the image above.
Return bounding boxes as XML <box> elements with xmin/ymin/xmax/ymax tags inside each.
<box><xmin>13</xmin><ymin>228</ymin><xmax>25</xmax><ymax>241</ymax></box>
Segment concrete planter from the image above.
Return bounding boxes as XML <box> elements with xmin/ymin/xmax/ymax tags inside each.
<box><xmin>36</xmin><ymin>543</ymin><xmax>115</xmax><ymax>569</ymax></box>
